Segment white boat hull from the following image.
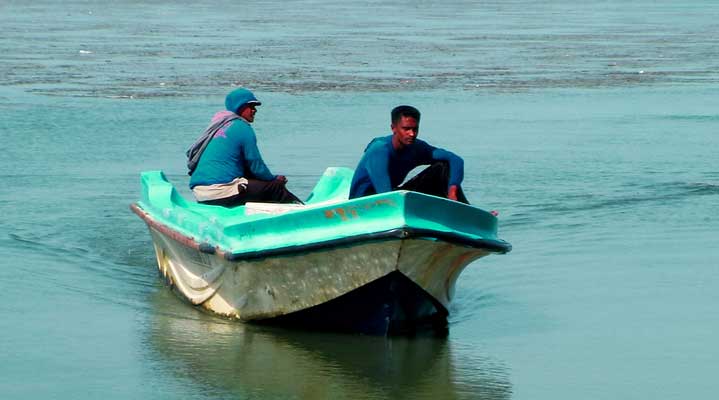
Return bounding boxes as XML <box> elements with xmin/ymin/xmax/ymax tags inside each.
<box><xmin>148</xmin><ymin>225</ymin><xmax>490</xmax><ymax>325</ymax></box>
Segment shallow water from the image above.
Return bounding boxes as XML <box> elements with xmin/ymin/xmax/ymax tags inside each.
<box><xmin>1</xmin><ymin>1</ymin><xmax>718</xmax><ymax>399</ymax></box>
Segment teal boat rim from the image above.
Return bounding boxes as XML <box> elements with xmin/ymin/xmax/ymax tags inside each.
<box><xmin>222</xmin><ymin>228</ymin><xmax>511</xmax><ymax>261</ymax></box>
<box><xmin>131</xmin><ymin>203</ymin><xmax>511</xmax><ymax>261</ymax></box>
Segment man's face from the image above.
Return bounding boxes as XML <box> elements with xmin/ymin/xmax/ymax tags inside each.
<box><xmin>391</xmin><ymin>116</ymin><xmax>419</xmax><ymax>148</ymax></box>
<box><xmin>239</xmin><ymin>104</ymin><xmax>258</xmax><ymax>123</ymax></box>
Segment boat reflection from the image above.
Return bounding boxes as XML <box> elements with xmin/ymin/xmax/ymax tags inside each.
<box><xmin>146</xmin><ymin>290</ymin><xmax>512</xmax><ymax>399</ymax></box>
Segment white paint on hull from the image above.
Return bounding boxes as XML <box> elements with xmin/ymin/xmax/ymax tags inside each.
<box><xmin>149</xmin><ymin>227</ymin><xmax>490</xmax><ymax>321</ymax></box>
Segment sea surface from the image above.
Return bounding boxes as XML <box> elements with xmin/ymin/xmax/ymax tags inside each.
<box><xmin>1</xmin><ymin>1</ymin><xmax>718</xmax><ymax>399</ymax></box>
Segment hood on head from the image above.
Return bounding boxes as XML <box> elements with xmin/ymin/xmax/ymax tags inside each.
<box><xmin>225</xmin><ymin>88</ymin><xmax>261</xmax><ymax>113</ymax></box>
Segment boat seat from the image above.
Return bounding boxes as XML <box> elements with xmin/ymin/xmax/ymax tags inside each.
<box><xmin>304</xmin><ymin>167</ymin><xmax>353</xmax><ymax>204</ymax></box>
<box><xmin>244</xmin><ymin>167</ymin><xmax>353</xmax><ymax>215</ymax></box>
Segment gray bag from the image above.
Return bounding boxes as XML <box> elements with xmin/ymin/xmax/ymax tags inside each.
<box><xmin>186</xmin><ymin>114</ymin><xmax>239</xmax><ymax>175</ymax></box>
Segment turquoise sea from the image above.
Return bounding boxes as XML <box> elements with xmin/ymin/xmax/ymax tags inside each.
<box><xmin>1</xmin><ymin>1</ymin><xmax>717</xmax><ymax>399</ymax></box>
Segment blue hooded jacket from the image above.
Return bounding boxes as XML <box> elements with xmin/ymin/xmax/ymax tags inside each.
<box><xmin>189</xmin><ymin>88</ymin><xmax>276</xmax><ymax>188</ymax></box>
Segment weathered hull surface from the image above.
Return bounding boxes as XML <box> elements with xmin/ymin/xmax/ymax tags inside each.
<box><xmin>132</xmin><ymin>167</ymin><xmax>511</xmax><ymax>335</ymax></box>
<box><xmin>147</xmin><ymin>223</ymin><xmax>490</xmax><ymax>334</ymax></box>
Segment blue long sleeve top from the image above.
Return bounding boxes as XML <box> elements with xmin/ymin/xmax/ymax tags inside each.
<box><xmin>189</xmin><ymin>115</ymin><xmax>276</xmax><ymax>188</ymax></box>
<box><xmin>349</xmin><ymin>135</ymin><xmax>464</xmax><ymax>199</ymax></box>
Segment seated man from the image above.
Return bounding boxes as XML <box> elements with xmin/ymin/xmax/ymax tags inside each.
<box><xmin>188</xmin><ymin>87</ymin><xmax>302</xmax><ymax>207</ymax></box>
<box><xmin>349</xmin><ymin>105</ymin><xmax>469</xmax><ymax>203</ymax></box>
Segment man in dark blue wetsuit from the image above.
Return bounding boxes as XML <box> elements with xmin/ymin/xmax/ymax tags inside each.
<box><xmin>349</xmin><ymin>105</ymin><xmax>469</xmax><ymax>203</ymax></box>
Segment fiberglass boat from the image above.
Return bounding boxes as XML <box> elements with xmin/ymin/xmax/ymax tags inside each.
<box><xmin>131</xmin><ymin>167</ymin><xmax>511</xmax><ymax>335</ymax></box>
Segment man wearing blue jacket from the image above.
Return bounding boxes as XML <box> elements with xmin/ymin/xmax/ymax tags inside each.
<box><xmin>349</xmin><ymin>105</ymin><xmax>468</xmax><ymax>203</ymax></box>
<box><xmin>189</xmin><ymin>88</ymin><xmax>301</xmax><ymax>207</ymax></box>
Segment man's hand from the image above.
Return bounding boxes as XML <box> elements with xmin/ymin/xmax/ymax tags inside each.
<box><xmin>276</xmin><ymin>175</ymin><xmax>288</xmax><ymax>184</ymax></box>
<box><xmin>447</xmin><ymin>185</ymin><xmax>459</xmax><ymax>201</ymax></box>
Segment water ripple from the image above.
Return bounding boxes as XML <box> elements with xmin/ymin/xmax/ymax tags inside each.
<box><xmin>2</xmin><ymin>0</ymin><xmax>718</xmax><ymax>97</ymax></box>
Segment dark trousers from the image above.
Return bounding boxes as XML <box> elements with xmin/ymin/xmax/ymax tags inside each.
<box><xmin>199</xmin><ymin>179</ymin><xmax>303</xmax><ymax>207</ymax></box>
<box><xmin>398</xmin><ymin>161</ymin><xmax>469</xmax><ymax>204</ymax></box>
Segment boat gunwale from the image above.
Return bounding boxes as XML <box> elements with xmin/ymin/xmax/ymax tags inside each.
<box><xmin>130</xmin><ymin>203</ymin><xmax>512</xmax><ymax>262</ymax></box>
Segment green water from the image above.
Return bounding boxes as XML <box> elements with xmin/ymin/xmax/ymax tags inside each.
<box><xmin>1</xmin><ymin>1</ymin><xmax>718</xmax><ymax>399</ymax></box>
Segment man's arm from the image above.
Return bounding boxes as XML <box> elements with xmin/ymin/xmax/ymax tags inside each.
<box><xmin>365</xmin><ymin>148</ymin><xmax>392</xmax><ymax>194</ymax></box>
<box><xmin>430</xmin><ymin>147</ymin><xmax>464</xmax><ymax>189</ymax></box>
<box><xmin>242</xmin><ymin>134</ymin><xmax>276</xmax><ymax>181</ymax></box>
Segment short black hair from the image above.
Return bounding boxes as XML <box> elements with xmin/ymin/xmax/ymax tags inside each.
<box><xmin>391</xmin><ymin>105</ymin><xmax>421</xmax><ymax>124</ymax></box>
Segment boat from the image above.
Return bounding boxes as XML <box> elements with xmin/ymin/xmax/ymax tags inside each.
<box><xmin>130</xmin><ymin>167</ymin><xmax>511</xmax><ymax>335</ymax></box>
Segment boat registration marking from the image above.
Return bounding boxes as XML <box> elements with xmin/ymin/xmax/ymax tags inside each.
<box><xmin>323</xmin><ymin>199</ymin><xmax>396</xmax><ymax>221</ymax></box>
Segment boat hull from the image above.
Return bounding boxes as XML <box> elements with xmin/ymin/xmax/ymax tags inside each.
<box><xmin>146</xmin><ymin>224</ymin><xmax>490</xmax><ymax>334</ymax></box>
<box><xmin>132</xmin><ymin>168</ymin><xmax>510</xmax><ymax>335</ymax></box>
<box><xmin>261</xmin><ymin>270</ymin><xmax>450</xmax><ymax>335</ymax></box>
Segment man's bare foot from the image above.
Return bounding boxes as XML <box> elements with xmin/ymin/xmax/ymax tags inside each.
<box><xmin>490</xmin><ymin>210</ymin><xmax>499</xmax><ymax>217</ymax></box>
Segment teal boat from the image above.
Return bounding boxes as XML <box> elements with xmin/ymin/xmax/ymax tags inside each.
<box><xmin>131</xmin><ymin>167</ymin><xmax>511</xmax><ymax>335</ymax></box>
